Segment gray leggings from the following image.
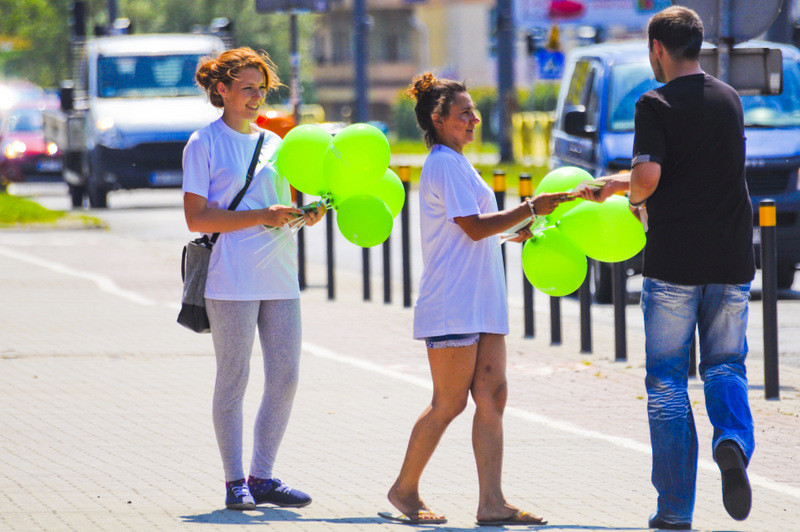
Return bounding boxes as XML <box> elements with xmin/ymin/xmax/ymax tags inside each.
<box><xmin>206</xmin><ymin>298</ymin><xmax>301</xmax><ymax>482</ymax></box>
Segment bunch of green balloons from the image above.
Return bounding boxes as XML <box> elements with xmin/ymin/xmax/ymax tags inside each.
<box><xmin>521</xmin><ymin>166</ymin><xmax>646</xmax><ymax>296</ymax></box>
<box><xmin>275</xmin><ymin>123</ymin><xmax>405</xmax><ymax>247</ymax></box>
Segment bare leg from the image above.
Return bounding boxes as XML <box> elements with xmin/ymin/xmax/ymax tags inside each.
<box><xmin>472</xmin><ymin>334</ymin><xmax>544</xmax><ymax>524</ymax></box>
<box><xmin>388</xmin><ymin>344</ymin><xmax>477</xmax><ymax>516</ymax></box>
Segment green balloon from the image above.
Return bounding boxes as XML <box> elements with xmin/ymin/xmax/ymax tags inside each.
<box><xmin>275</xmin><ymin>125</ymin><xmax>332</xmax><ymax>196</ymax></box>
<box><xmin>534</xmin><ymin>166</ymin><xmax>593</xmax><ymax>221</ymax></box>
<box><xmin>336</xmin><ymin>195</ymin><xmax>393</xmax><ymax>248</ymax></box>
<box><xmin>324</xmin><ymin>123</ymin><xmax>391</xmax><ymax>199</ymax></box>
<box><xmin>557</xmin><ymin>195</ymin><xmax>646</xmax><ymax>262</ymax></box>
<box><xmin>522</xmin><ymin>227</ymin><xmax>587</xmax><ymax>296</ymax></box>
<box><xmin>371</xmin><ymin>169</ymin><xmax>405</xmax><ymax>217</ymax></box>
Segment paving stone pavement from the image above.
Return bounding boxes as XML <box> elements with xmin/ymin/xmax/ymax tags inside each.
<box><xmin>0</xmin><ymin>227</ymin><xmax>799</xmax><ymax>532</ymax></box>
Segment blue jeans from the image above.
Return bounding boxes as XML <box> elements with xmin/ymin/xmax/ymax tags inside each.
<box><xmin>641</xmin><ymin>278</ymin><xmax>754</xmax><ymax>523</ymax></box>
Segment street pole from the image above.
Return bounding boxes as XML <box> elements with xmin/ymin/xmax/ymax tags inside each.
<box><xmin>496</xmin><ymin>0</ymin><xmax>515</xmax><ymax>163</ymax></box>
<box><xmin>108</xmin><ymin>0</ymin><xmax>117</xmax><ymax>23</ymax></box>
<box><xmin>354</xmin><ymin>0</ymin><xmax>371</xmax><ymax>300</ymax></box>
<box><xmin>717</xmin><ymin>0</ymin><xmax>731</xmax><ymax>84</ymax></box>
<box><xmin>353</xmin><ymin>0</ymin><xmax>369</xmax><ymax>123</ymax></box>
<box><xmin>290</xmin><ymin>11</ymin><xmax>301</xmax><ymax>126</ymax></box>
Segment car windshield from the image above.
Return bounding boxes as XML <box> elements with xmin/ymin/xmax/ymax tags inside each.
<box><xmin>608</xmin><ymin>56</ymin><xmax>800</xmax><ymax>130</ymax></box>
<box><xmin>607</xmin><ymin>61</ymin><xmax>662</xmax><ymax>131</ymax></box>
<box><xmin>6</xmin><ymin>108</ymin><xmax>43</xmax><ymax>133</ymax></box>
<box><xmin>741</xmin><ymin>58</ymin><xmax>800</xmax><ymax>127</ymax></box>
<box><xmin>97</xmin><ymin>54</ymin><xmax>203</xmax><ymax>98</ymax></box>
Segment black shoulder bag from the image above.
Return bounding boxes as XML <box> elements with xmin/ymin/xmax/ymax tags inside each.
<box><xmin>177</xmin><ymin>131</ymin><xmax>265</xmax><ymax>333</ymax></box>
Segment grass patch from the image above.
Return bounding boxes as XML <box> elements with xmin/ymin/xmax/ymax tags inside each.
<box><xmin>0</xmin><ymin>193</ymin><xmax>63</xmax><ymax>225</ymax></box>
<box><xmin>0</xmin><ymin>193</ymin><xmax>104</xmax><ymax>228</ymax></box>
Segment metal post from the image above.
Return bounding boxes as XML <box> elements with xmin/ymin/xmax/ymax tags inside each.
<box><xmin>383</xmin><ymin>234</ymin><xmax>391</xmax><ymax>304</ymax></box>
<box><xmin>493</xmin><ymin>170</ymin><xmax>507</xmax><ymax>275</ymax></box>
<box><xmin>496</xmin><ymin>0</ymin><xmax>515</xmax><ymax>162</ymax></box>
<box><xmin>353</xmin><ymin>0</ymin><xmax>369</xmax><ymax>123</ymax></box>
<box><xmin>290</xmin><ymin>12</ymin><xmax>301</xmax><ymax>126</ymax></box>
<box><xmin>689</xmin><ymin>333</ymin><xmax>697</xmax><ymax>377</ymax></box>
<box><xmin>717</xmin><ymin>0</ymin><xmax>732</xmax><ymax>84</ymax></box>
<box><xmin>550</xmin><ymin>296</ymin><xmax>561</xmax><ymax>345</ymax></box>
<box><xmin>326</xmin><ymin>209</ymin><xmax>335</xmax><ymax>300</ymax></box>
<box><xmin>579</xmin><ymin>263</ymin><xmax>592</xmax><ymax>353</ymax></box>
<box><xmin>399</xmin><ymin>166</ymin><xmax>412</xmax><ymax>308</ymax></box>
<box><xmin>354</xmin><ymin>0</ymin><xmax>369</xmax><ymax>301</ymax></box>
<box><xmin>519</xmin><ymin>173</ymin><xmax>534</xmax><ymax>338</ymax></box>
<box><xmin>760</xmin><ymin>199</ymin><xmax>780</xmax><ymax>399</ymax></box>
<box><xmin>108</xmin><ymin>0</ymin><xmax>117</xmax><ymax>22</ymax></box>
<box><xmin>612</xmin><ymin>261</ymin><xmax>627</xmax><ymax>361</ymax></box>
<box><xmin>362</xmin><ymin>248</ymin><xmax>371</xmax><ymax>301</ymax></box>
<box><xmin>296</xmin><ymin>190</ymin><xmax>306</xmax><ymax>290</ymax></box>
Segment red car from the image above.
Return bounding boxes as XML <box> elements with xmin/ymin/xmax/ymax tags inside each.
<box><xmin>0</xmin><ymin>99</ymin><xmax>63</xmax><ymax>184</ymax></box>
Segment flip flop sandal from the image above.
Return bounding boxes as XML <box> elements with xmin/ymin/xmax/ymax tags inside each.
<box><xmin>476</xmin><ymin>510</ymin><xmax>548</xmax><ymax>526</ymax></box>
<box><xmin>378</xmin><ymin>510</ymin><xmax>447</xmax><ymax>525</ymax></box>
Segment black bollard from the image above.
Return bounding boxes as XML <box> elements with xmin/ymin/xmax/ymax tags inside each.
<box><xmin>689</xmin><ymin>333</ymin><xmax>697</xmax><ymax>377</ymax></box>
<box><xmin>493</xmin><ymin>169</ymin><xmax>507</xmax><ymax>276</ymax></box>
<box><xmin>399</xmin><ymin>166</ymin><xmax>412</xmax><ymax>308</ymax></box>
<box><xmin>550</xmin><ymin>296</ymin><xmax>562</xmax><ymax>345</ymax></box>
<box><xmin>579</xmin><ymin>264</ymin><xmax>592</xmax><ymax>353</ymax></box>
<box><xmin>612</xmin><ymin>261</ymin><xmax>627</xmax><ymax>361</ymax></box>
<box><xmin>326</xmin><ymin>208</ymin><xmax>335</xmax><ymax>300</ymax></box>
<box><xmin>760</xmin><ymin>199</ymin><xmax>780</xmax><ymax>399</ymax></box>
<box><xmin>296</xmin><ymin>190</ymin><xmax>306</xmax><ymax>290</ymax></box>
<box><xmin>362</xmin><ymin>248</ymin><xmax>371</xmax><ymax>301</ymax></box>
<box><xmin>519</xmin><ymin>173</ymin><xmax>534</xmax><ymax>338</ymax></box>
<box><xmin>383</xmin><ymin>233</ymin><xmax>391</xmax><ymax>304</ymax></box>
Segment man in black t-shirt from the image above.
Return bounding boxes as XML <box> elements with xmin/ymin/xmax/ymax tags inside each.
<box><xmin>579</xmin><ymin>6</ymin><xmax>754</xmax><ymax>530</ymax></box>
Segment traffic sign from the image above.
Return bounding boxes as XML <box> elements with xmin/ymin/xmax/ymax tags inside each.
<box><xmin>674</xmin><ymin>0</ymin><xmax>783</xmax><ymax>44</ymax></box>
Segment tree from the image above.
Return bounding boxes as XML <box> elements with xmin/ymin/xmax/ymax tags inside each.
<box><xmin>0</xmin><ymin>0</ymin><xmax>317</xmax><ymax>100</ymax></box>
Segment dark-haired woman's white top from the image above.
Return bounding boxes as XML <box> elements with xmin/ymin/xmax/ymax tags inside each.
<box><xmin>413</xmin><ymin>144</ymin><xmax>508</xmax><ymax>340</ymax></box>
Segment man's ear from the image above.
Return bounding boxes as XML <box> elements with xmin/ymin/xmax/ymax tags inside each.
<box><xmin>652</xmin><ymin>39</ymin><xmax>664</xmax><ymax>58</ymax></box>
<box><xmin>432</xmin><ymin>112</ymin><xmax>443</xmax><ymax>130</ymax></box>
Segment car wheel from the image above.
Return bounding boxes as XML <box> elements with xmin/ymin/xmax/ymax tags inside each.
<box><xmin>68</xmin><ymin>184</ymin><xmax>86</xmax><ymax>208</ymax></box>
<box><xmin>592</xmin><ymin>260</ymin><xmax>613</xmax><ymax>304</ymax></box>
<box><xmin>86</xmin><ymin>152</ymin><xmax>108</xmax><ymax>209</ymax></box>
<box><xmin>88</xmin><ymin>180</ymin><xmax>108</xmax><ymax>208</ymax></box>
<box><xmin>777</xmin><ymin>262</ymin><xmax>797</xmax><ymax>290</ymax></box>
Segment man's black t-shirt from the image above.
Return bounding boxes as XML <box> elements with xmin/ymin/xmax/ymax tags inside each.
<box><xmin>632</xmin><ymin>73</ymin><xmax>755</xmax><ymax>285</ymax></box>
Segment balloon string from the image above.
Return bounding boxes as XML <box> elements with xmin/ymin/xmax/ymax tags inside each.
<box><xmin>256</xmin><ymin>219</ymin><xmax>306</xmax><ymax>269</ymax></box>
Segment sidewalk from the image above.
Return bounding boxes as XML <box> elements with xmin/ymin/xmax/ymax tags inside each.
<box><xmin>0</xmin><ymin>227</ymin><xmax>798</xmax><ymax>531</ymax></box>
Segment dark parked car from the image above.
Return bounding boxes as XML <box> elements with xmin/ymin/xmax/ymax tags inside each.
<box><xmin>0</xmin><ymin>100</ymin><xmax>63</xmax><ymax>185</ymax></box>
<box><xmin>551</xmin><ymin>40</ymin><xmax>800</xmax><ymax>301</ymax></box>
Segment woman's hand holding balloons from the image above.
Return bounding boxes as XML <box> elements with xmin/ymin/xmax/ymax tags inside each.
<box><xmin>262</xmin><ymin>205</ymin><xmax>304</xmax><ymax>227</ymax></box>
<box><xmin>301</xmin><ymin>202</ymin><xmax>327</xmax><ymax>227</ymax></box>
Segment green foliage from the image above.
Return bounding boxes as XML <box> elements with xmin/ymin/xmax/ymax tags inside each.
<box><xmin>0</xmin><ymin>0</ymin><xmax>319</xmax><ymax>97</ymax></box>
<box><xmin>0</xmin><ymin>0</ymin><xmax>73</xmax><ymax>87</ymax></box>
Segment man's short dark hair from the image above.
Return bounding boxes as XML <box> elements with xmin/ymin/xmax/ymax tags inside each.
<box><xmin>648</xmin><ymin>6</ymin><xmax>704</xmax><ymax>60</ymax></box>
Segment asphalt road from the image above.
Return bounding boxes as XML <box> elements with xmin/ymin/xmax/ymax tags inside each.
<box><xmin>8</xmin><ymin>181</ymin><xmax>800</xmax><ymax>373</ymax></box>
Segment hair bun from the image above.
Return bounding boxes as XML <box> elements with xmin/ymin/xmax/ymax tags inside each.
<box><xmin>407</xmin><ymin>72</ymin><xmax>437</xmax><ymax>101</ymax></box>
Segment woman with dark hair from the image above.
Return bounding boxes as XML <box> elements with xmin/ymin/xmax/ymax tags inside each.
<box><xmin>183</xmin><ymin>47</ymin><xmax>325</xmax><ymax>511</ymax></box>
<box><xmin>380</xmin><ymin>72</ymin><xmax>572</xmax><ymax>526</ymax></box>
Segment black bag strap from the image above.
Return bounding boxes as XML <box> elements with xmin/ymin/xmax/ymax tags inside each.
<box><xmin>208</xmin><ymin>131</ymin><xmax>265</xmax><ymax>245</ymax></box>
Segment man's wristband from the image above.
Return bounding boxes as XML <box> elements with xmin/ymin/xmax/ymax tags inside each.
<box><xmin>629</xmin><ymin>196</ymin><xmax>647</xmax><ymax>208</ymax></box>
